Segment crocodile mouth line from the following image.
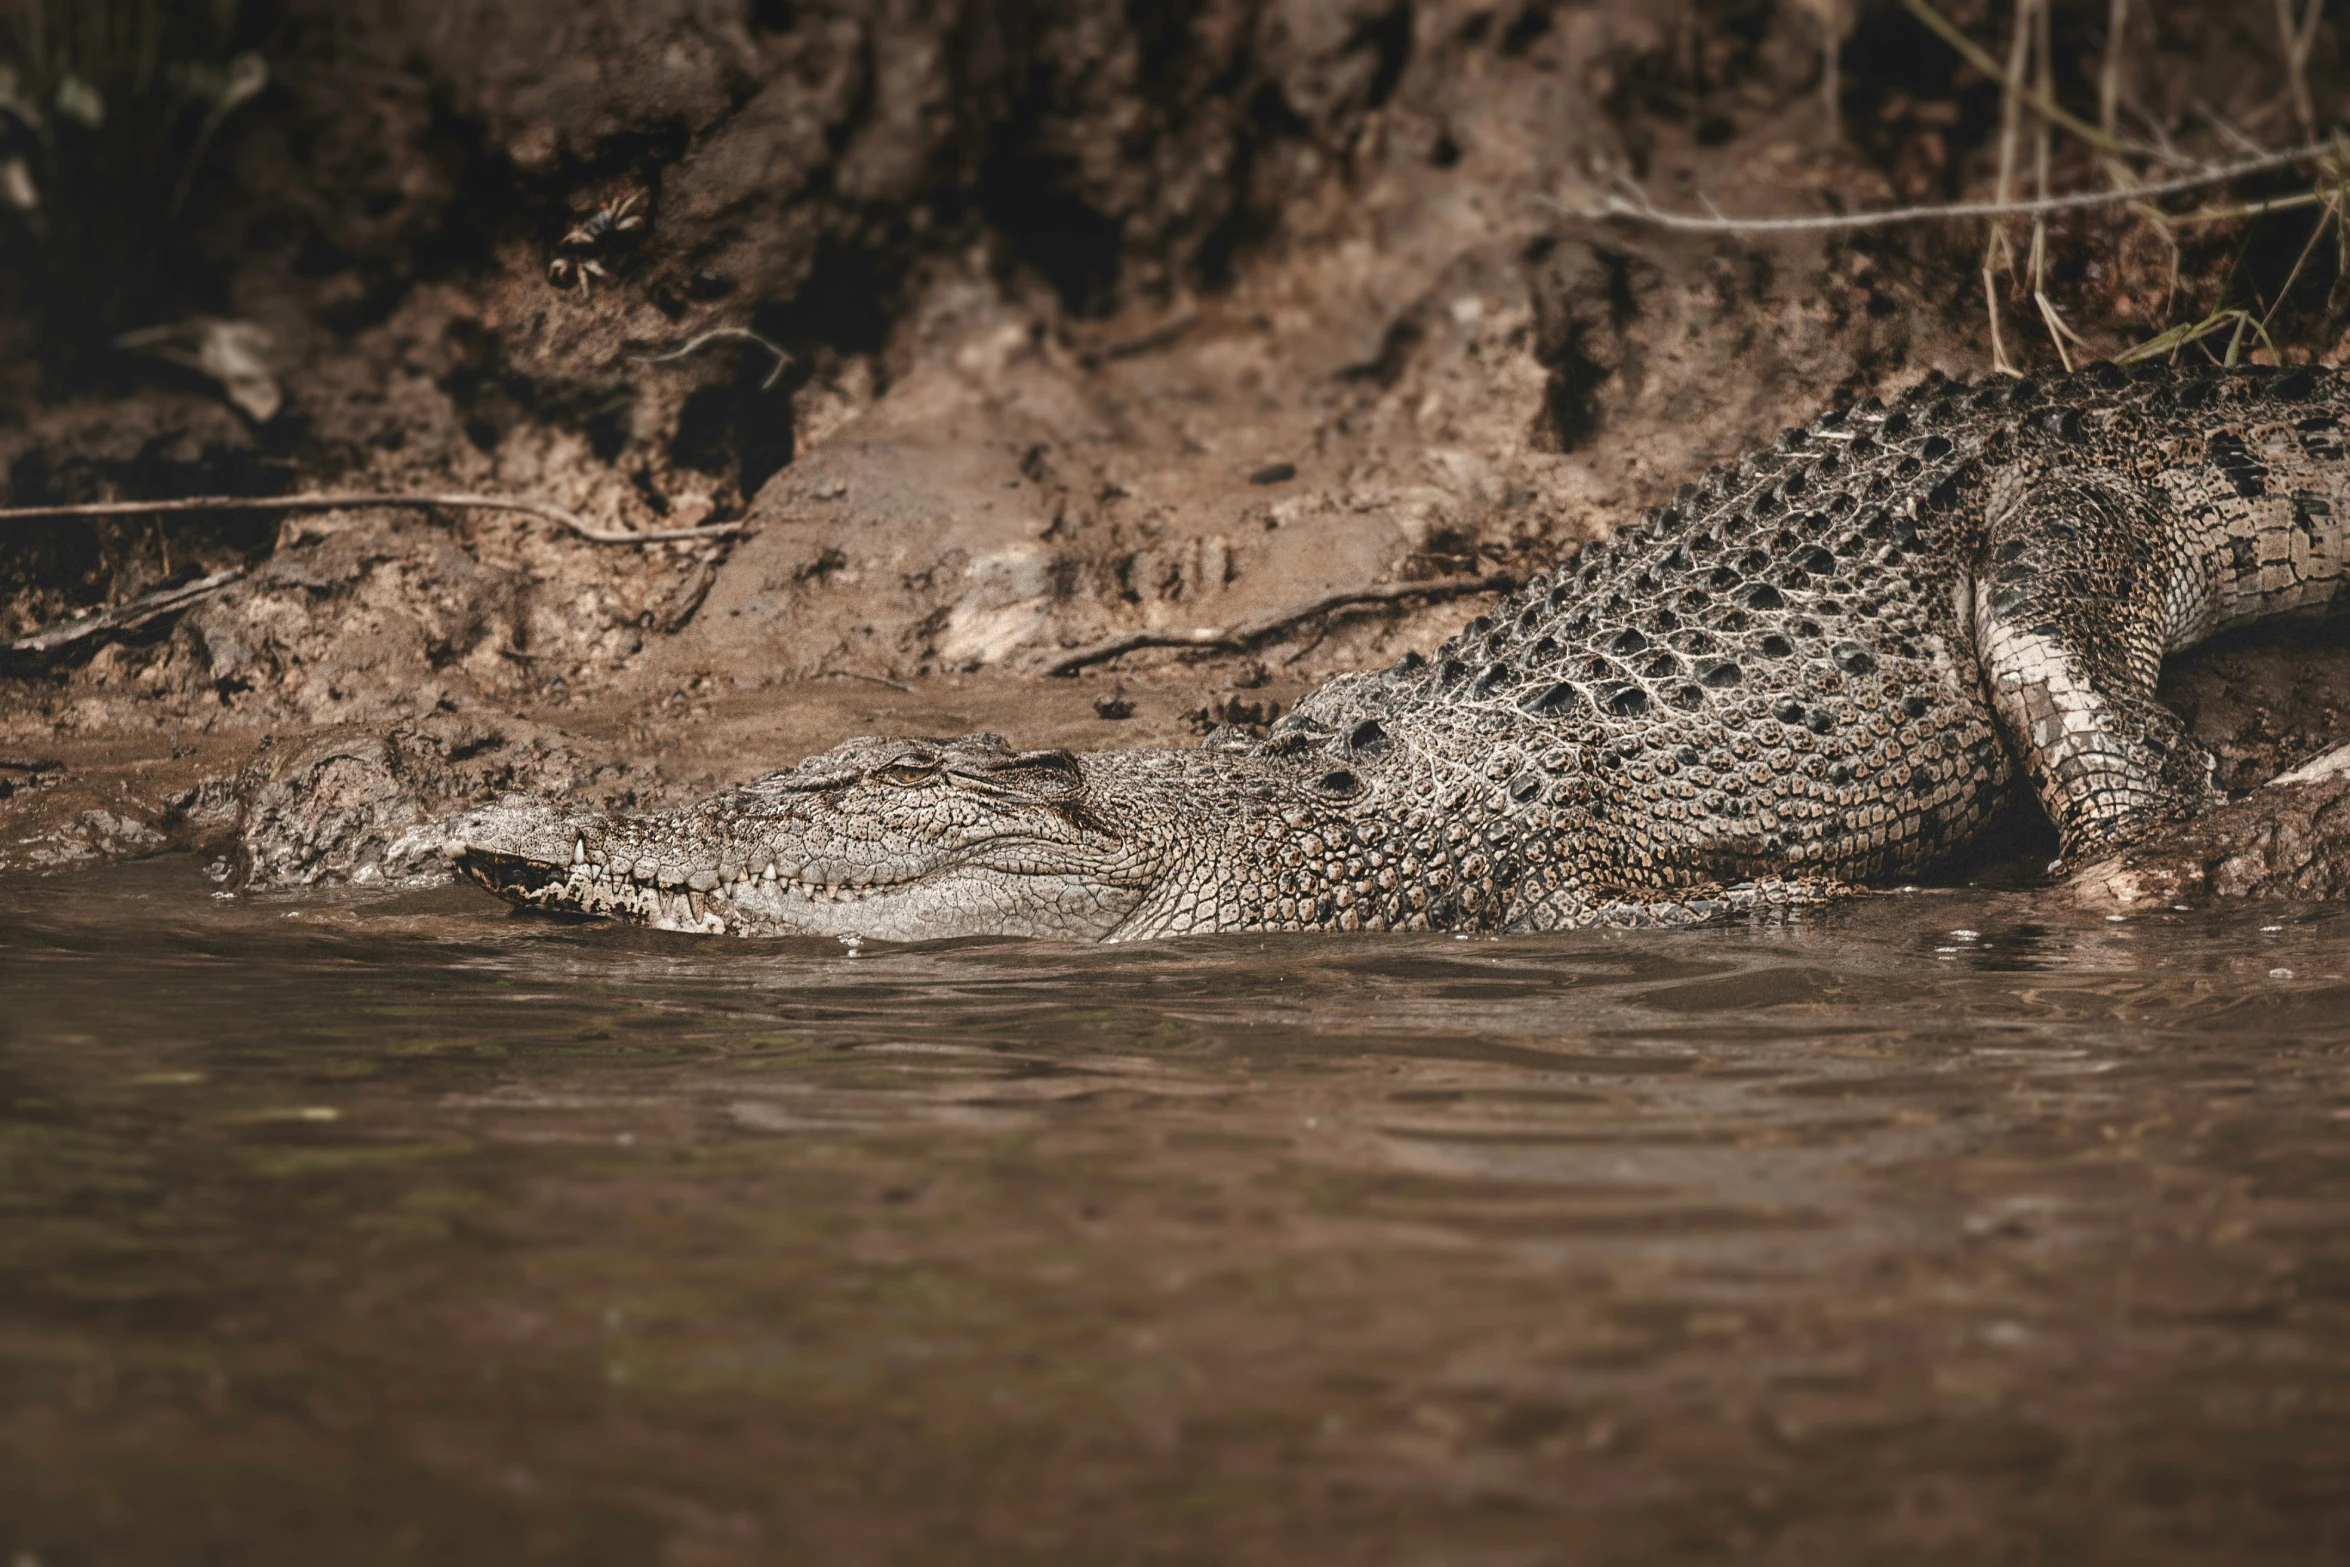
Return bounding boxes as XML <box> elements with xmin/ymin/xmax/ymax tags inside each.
<box><xmin>454</xmin><ymin>836</ymin><xmax>1087</xmax><ymax>932</ymax></box>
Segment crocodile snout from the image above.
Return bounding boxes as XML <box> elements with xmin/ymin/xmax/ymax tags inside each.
<box><xmin>444</xmin><ymin>796</ymin><xmax>592</xmax><ymax>877</ymax></box>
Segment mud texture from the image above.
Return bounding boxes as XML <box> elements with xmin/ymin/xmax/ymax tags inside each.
<box><xmin>2069</xmin><ymin>741</ymin><xmax>2350</xmax><ymax>907</ymax></box>
<box><xmin>225</xmin><ymin>711</ymin><xmax>662</xmax><ymax>888</ymax></box>
<box><xmin>2</xmin><ymin>0</ymin><xmax>2348</xmax><ymax>904</ymax></box>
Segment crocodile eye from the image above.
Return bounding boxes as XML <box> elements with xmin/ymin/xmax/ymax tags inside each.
<box><xmin>875</xmin><ymin>758</ymin><xmax>938</xmax><ymax>787</ymax></box>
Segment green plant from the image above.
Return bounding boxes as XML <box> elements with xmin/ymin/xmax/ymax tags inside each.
<box><xmin>0</xmin><ymin>0</ymin><xmax>263</xmax><ymax>360</ymax></box>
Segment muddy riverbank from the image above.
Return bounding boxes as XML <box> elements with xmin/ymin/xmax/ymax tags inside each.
<box><xmin>3</xmin><ymin>0</ymin><xmax>2348</xmax><ymax>897</ymax></box>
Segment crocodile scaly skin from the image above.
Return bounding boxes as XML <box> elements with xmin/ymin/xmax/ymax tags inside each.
<box><xmin>449</xmin><ymin>364</ymin><xmax>2350</xmax><ymax>939</ymax></box>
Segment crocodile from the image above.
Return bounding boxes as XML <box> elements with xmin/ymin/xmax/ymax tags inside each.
<box><xmin>448</xmin><ymin>363</ymin><xmax>2350</xmax><ymax>941</ymax></box>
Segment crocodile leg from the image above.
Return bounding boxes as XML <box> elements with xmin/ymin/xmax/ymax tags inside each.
<box><xmin>1969</xmin><ymin>472</ymin><xmax>2221</xmax><ymax>857</ymax></box>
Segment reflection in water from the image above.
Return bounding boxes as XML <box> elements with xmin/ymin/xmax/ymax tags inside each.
<box><xmin>3</xmin><ymin>858</ymin><xmax>2348</xmax><ymax>1563</ymax></box>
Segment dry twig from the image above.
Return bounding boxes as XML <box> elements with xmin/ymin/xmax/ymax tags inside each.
<box><xmin>2026</xmin><ymin>0</ymin><xmax>2092</xmax><ymax>371</ymax></box>
<box><xmin>1788</xmin><ymin>0</ymin><xmax>1850</xmax><ymax>141</ymax></box>
<box><xmin>6</xmin><ymin>567</ymin><xmax>247</xmax><ymax>655</ymax></box>
<box><xmin>1043</xmin><ymin>573</ymin><xmax>1514</xmax><ymax>677</ymax></box>
<box><xmin>1981</xmin><ymin>0</ymin><xmax>2034</xmax><ymax>375</ymax></box>
<box><xmin>2161</xmin><ymin>188</ymin><xmax>2331</xmax><ymax>227</ymax></box>
<box><xmin>1897</xmin><ymin>0</ymin><xmax>2168</xmax><ymax>164</ymax></box>
<box><xmin>2279</xmin><ymin>0</ymin><xmax>2325</xmax><ymax>143</ymax></box>
<box><xmin>1569</xmin><ymin>141</ymin><xmax>2343</xmax><ymax>234</ymax></box>
<box><xmin>2262</xmin><ymin>190</ymin><xmax>2342</xmax><ymax>340</ymax></box>
<box><xmin>2099</xmin><ymin>0</ymin><xmax>2130</xmax><ymax>146</ymax></box>
<box><xmin>0</xmin><ymin>492</ymin><xmax>745</xmax><ymax>546</ymax></box>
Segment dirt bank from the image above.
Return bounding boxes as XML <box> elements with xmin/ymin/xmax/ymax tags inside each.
<box><xmin>1</xmin><ymin>0</ymin><xmax>2345</xmax><ymax>906</ymax></box>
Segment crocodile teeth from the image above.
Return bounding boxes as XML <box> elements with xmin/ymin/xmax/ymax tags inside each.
<box><xmin>761</xmin><ymin>861</ymin><xmax>777</xmax><ymax>882</ymax></box>
<box><xmin>573</xmin><ymin>838</ymin><xmax>587</xmax><ymax>866</ymax></box>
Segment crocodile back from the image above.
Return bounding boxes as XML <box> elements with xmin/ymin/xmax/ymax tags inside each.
<box><xmin>1273</xmin><ymin>365</ymin><xmax>2350</xmax><ymax>903</ymax></box>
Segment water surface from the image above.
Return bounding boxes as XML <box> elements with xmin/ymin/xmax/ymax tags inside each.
<box><xmin>4</xmin><ymin>860</ymin><xmax>2348</xmax><ymax>1563</ymax></box>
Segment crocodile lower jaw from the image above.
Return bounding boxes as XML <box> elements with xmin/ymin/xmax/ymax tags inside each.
<box><xmin>456</xmin><ymin>848</ymin><xmax>946</xmax><ymax>935</ymax></box>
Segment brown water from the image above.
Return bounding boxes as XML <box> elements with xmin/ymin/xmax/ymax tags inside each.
<box><xmin>3</xmin><ymin>859</ymin><xmax>2348</xmax><ymax>1565</ymax></box>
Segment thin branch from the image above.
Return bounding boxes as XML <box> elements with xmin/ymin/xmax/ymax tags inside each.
<box><xmin>2194</xmin><ymin>103</ymin><xmax>2272</xmax><ymax>160</ymax></box>
<box><xmin>2028</xmin><ymin>0</ymin><xmax>2075</xmax><ymax>372</ymax></box>
<box><xmin>1042</xmin><ymin>573</ymin><xmax>1515</xmax><ymax>677</ymax></box>
<box><xmin>2098</xmin><ymin>0</ymin><xmax>2128</xmax><ymax>142</ymax></box>
<box><xmin>1897</xmin><ymin>0</ymin><xmax>2165</xmax><ymax>163</ymax></box>
<box><xmin>2259</xmin><ymin>192</ymin><xmax>2338</xmax><ymax>335</ymax></box>
<box><xmin>1984</xmin><ymin>0</ymin><xmax>2034</xmax><ymax>377</ymax></box>
<box><xmin>2121</xmin><ymin>96</ymin><xmax>2189</xmax><ymax>169</ymax></box>
<box><xmin>1568</xmin><ymin>141</ymin><xmax>2343</xmax><ymax>234</ymax></box>
<box><xmin>2034</xmin><ymin>293</ymin><xmax>2095</xmax><ymax>363</ymax></box>
<box><xmin>6</xmin><ymin>567</ymin><xmax>247</xmax><ymax>655</ymax></box>
<box><xmin>1984</xmin><ymin>251</ymin><xmax>2016</xmax><ymax>371</ymax></box>
<box><xmin>631</xmin><ymin>327</ymin><xmax>793</xmax><ymax>391</ymax></box>
<box><xmin>2097</xmin><ymin>0</ymin><xmax>2136</xmax><ymax>191</ymax></box>
<box><xmin>2278</xmin><ymin>0</ymin><xmax>2321</xmax><ymax>143</ymax></box>
<box><xmin>2121</xmin><ymin>197</ymin><xmax>2187</xmax><ymax>311</ymax></box>
<box><xmin>1817</xmin><ymin>0</ymin><xmax>1845</xmax><ymax>142</ymax></box>
<box><xmin>1999</xmin><ymin>0</ymin><xmax>2033</xmax><ymax>206</ymax></box>
<box><xmin>2161</xmin><ymin>188</ymin><xmax>2330</xmax><ymax>227</ymax></box>
<box><xmin>2295</xmin><ymin>0</ymin><xmax>2326</xmax><ymax>59</ymax></box>
<box><xmin>0</xmin><ymin>492</ymin><xmax>744</xmax><ymax>545</ymax></box>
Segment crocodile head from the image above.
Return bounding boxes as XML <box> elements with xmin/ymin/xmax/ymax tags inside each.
<box><xmin>445</xmin><ymin>733</ymin><xmax>1167</xmax><ymax>942</ymax></box>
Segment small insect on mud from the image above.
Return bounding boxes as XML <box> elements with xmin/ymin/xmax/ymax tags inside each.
<box><xmin>546</xmin><ymin>192</ymin><xmax>647</xmax><ymax>296</ymax></box>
